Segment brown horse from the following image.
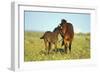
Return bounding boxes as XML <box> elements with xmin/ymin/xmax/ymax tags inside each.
<box><xmin>59</xmin><ymin>19</ymin><xmax>74</xmax><ymax>53</ymax></box>
<box><xmin>40</xmin><ymin>26</ymin><xmax>61</xmax><ymax>54</ymax></box>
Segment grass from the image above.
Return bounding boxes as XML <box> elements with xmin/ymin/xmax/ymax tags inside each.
<box><xmin>24</xmin><ymin>31</ymin><xmax>90</xmax><ymax>61</ymax></box>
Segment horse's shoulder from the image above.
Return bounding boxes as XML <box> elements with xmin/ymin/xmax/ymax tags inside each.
<box><xmin>67</xmin><ymin>23</ymin><xmax>74</xmax><ymax>28</ymax></box>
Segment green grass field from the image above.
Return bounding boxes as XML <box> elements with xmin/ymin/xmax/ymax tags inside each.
<box><xmin>24</xmin><ymin>31</ymin><xmax>90</xmax><ymax>61</ymax></box>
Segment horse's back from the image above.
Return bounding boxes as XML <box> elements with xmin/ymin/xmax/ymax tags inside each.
<box><xmin>66</xmin><ymin>23</ymin><xmax>74</xmax><ymax>39</ymax></box>
<box><xmin>42</xmin><ymin>31</ymin><xmax>57</xmax><ymax>43</ymax></box>
<box><xmin>60</xmin><ymin>22</ymin><xmax>74</xmax><ymax>43</ymax></box>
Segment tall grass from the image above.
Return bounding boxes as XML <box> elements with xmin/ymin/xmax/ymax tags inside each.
<box><xmin>24</xmin><ymin>31</ymin><xmax>90</xmax><ymax>61</ymax></box>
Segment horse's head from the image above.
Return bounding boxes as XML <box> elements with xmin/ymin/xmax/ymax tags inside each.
<box><xmin>61</xmin><ymin>19</ymin><xmax>67</xmax><ymax>24</ymax></box>
<box><xmin>57</xmin><ymin>19</ymin><xmax>68</xmax><ymax>37</ymax></box>
<box><xmin>58</xmin><ymin>19</ymin><xmax>67</xmax><ymax>29</ymax></box>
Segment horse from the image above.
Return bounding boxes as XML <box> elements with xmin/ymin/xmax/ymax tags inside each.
<box><xmin>59</xmin><ymin>19</ymin><xmax>74</xmax><ymax>53</ymax></box>
<box><xmin>40</xmin><ymin>26</ymin><xmax>61</xmax><ymax>54</ymax></box>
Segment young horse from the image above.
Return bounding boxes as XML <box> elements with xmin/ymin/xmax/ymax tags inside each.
<box><xmin>40</xmin><ymin>26</ymin><xmax>60</xmax><ymax>54</ymax></box>
<box><xmin>59</xmin><ymin>19</ymin><xmax>74</xmax><ymax>53</ymax></box>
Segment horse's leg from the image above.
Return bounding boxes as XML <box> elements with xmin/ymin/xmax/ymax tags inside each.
<box><xmin>54</xmin><ymin>42</ymin><xmax>57</xmax><ymax>49</ymax></box>
<box><xmin>61</xmin><ymin>40</ymin><xmax>64</xmax><ymax>46</ymax></box>
<box><xmin>64</xmin><ymin>44</ymin><xmax>68</xmax><ymax>54</ymax></box>
<box><xmin>48</xmin><ymin>42</ymin><xmax>51</xmax><ymax>54</ymax></box>
<box><xmin>69</xmin><ymin>42</ymin><xmax>72</xmax><ymax>53</ymax></box>
<box><xmin>54</xmin><ymin>42</ymin><xmax>58</xmax><ymax>53</ymax></box>
<box><xmin>44</xmin><ymin>39</ymin><xmax>48</xmax><ymax>54</ymax></box>
<box><xmin>64</xmin><ymin>39</ymin><xmax>68</xmax><ymax>54</ymax></box>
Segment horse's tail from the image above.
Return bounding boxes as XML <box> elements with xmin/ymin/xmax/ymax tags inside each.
<box><xmin>40</xmin><ymin>35</ymin><xmax>44</xmax><ymax>39</ymax></box>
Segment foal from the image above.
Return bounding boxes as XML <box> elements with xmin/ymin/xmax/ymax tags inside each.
<box><xmin>40</xmin><ymin>26</ymin><xmax>60</xmax><ymax>54</ymax></box>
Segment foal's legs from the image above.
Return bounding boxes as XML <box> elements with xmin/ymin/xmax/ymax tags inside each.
<box><xmin>48</xmin><ymin>42</ymin><xmax>51</xmax><ymax>54</ymax></box>
<box><xmin>54</xmin><ymin>42</ymin><xmax>57</xmax><ymax>49</ymax></box>
<box><xmin>44</xmin><ymin>39</ymin><xmax>48</xmax><ymax>54</ymax></box>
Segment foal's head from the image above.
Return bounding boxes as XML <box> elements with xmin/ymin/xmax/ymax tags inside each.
<box><xmin>53</xmin><ymin>26</ymin><xmax>64</xmax><ymax>38</ymax></box>
<box><xmin>53</xmin><ymin>26</ymin><xmax>61</xmax><ymax>34</ymax></box>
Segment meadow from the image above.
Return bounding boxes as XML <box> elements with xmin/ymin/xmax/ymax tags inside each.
<box><xmin>24</xmin><ymin>31</ymin><xmax>90</xmax><ymax>61</ymax></box>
